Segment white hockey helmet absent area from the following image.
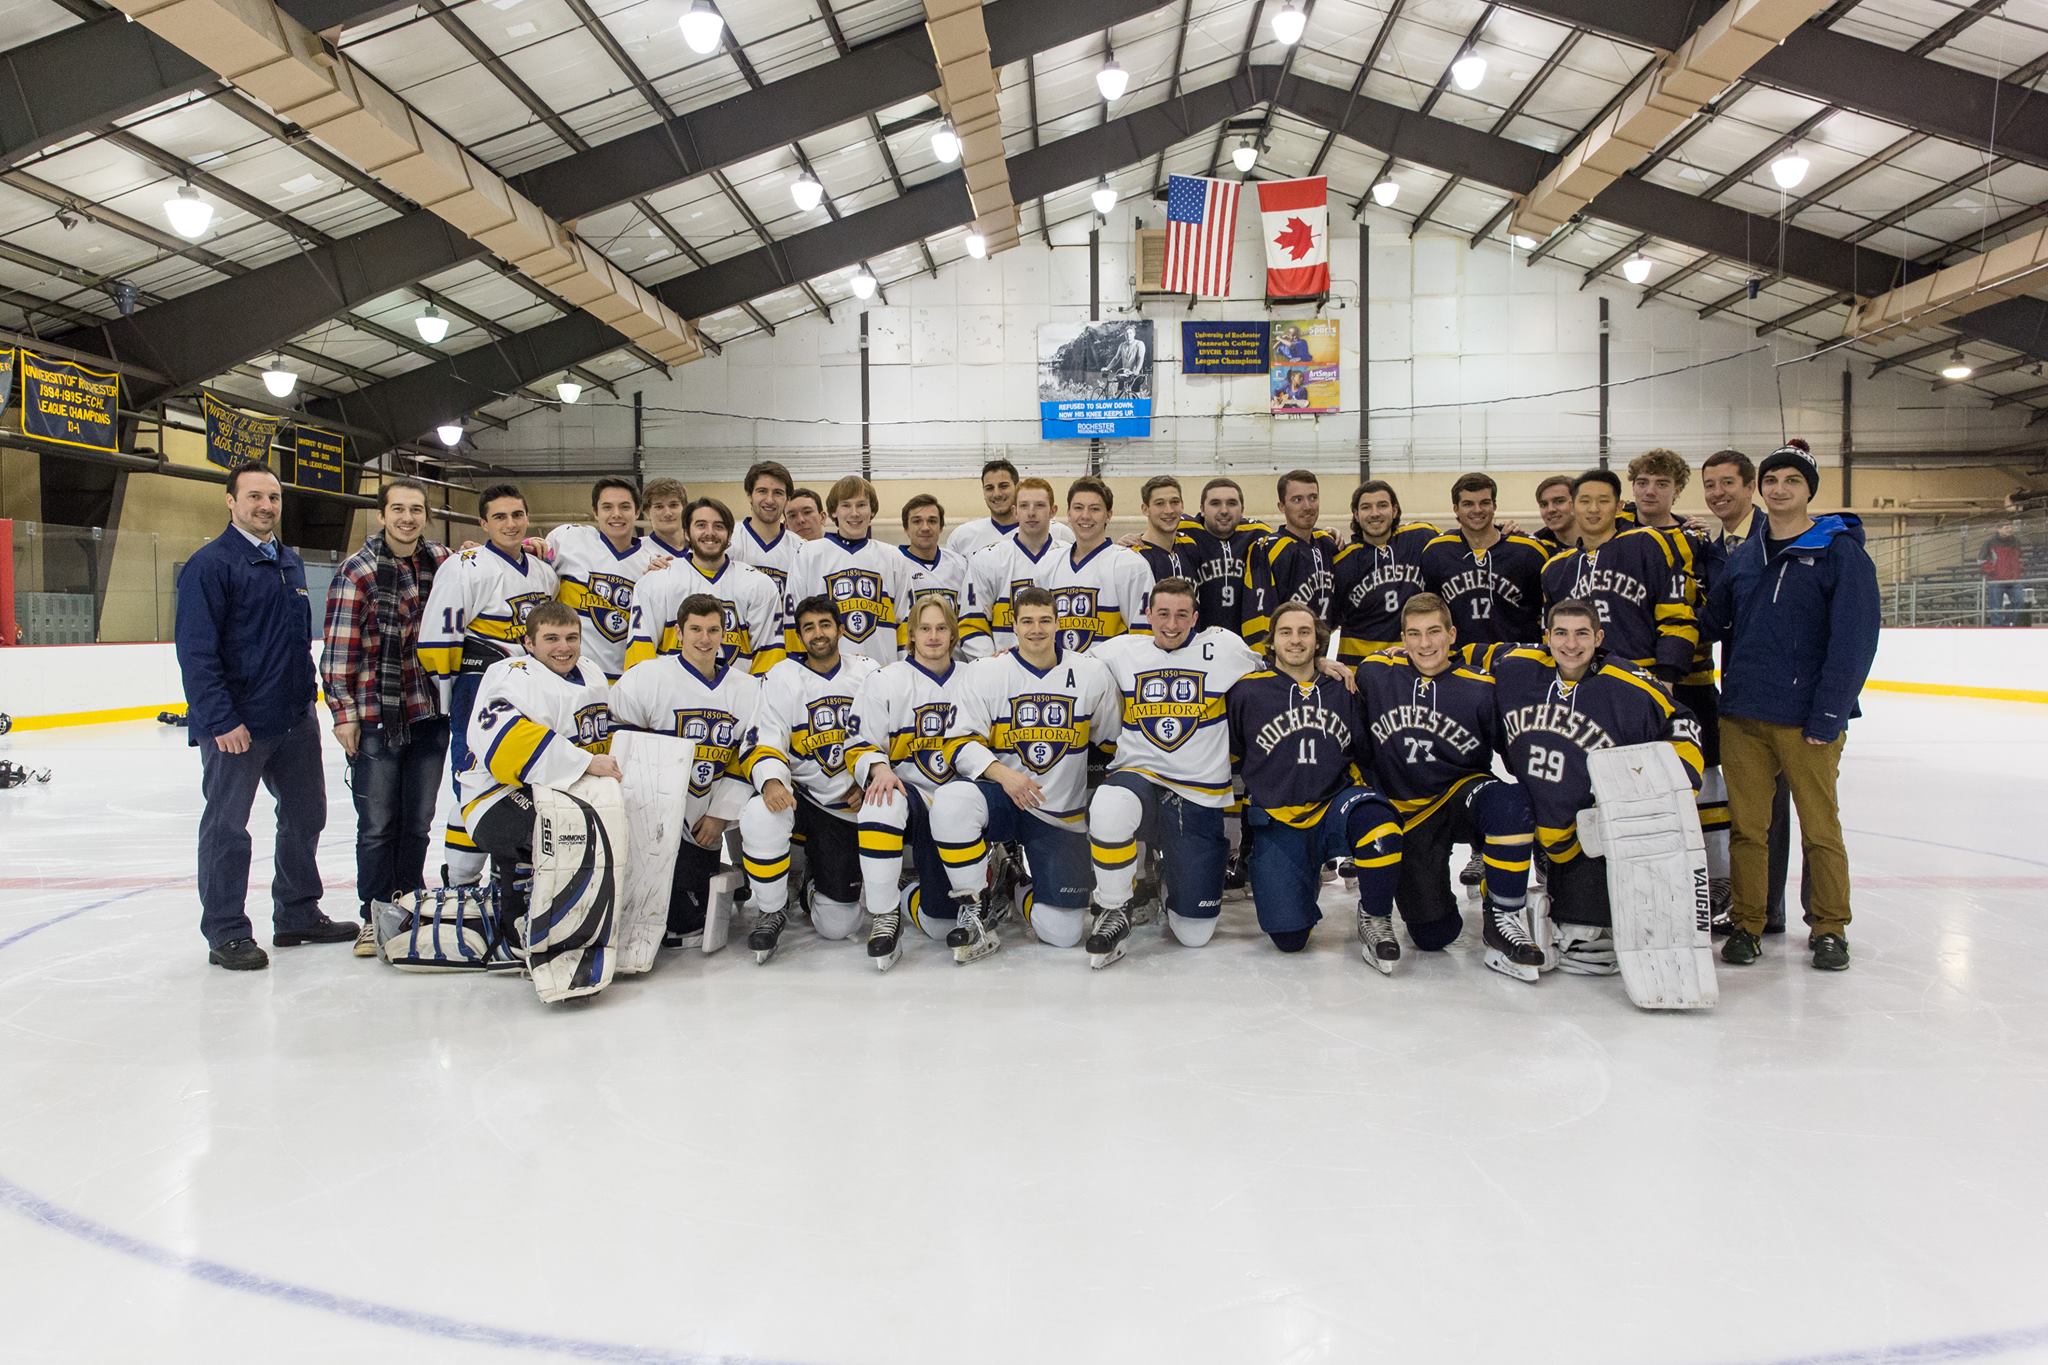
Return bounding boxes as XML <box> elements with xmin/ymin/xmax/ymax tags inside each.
<box><xmin>4</xmin><ymin>692</ymin><xmax>2048</xmax><ymax>1365</ymax></box>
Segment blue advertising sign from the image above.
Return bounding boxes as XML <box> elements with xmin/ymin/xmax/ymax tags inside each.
<box><xmin>1037</xmin><ymin>320</ymin><xmax>1154</xmax><ymax>440</ymax></box>
<box><xmin>1181</xmin><ymin>320</ymin><xmax>1269</xmax><ymax>375</ymax></box>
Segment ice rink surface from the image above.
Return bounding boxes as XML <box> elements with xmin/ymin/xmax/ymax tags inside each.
<box><xmin>3</xmin><ymin>691</ymin><xmax>2046</xmax><ymax>1365</ymax></box>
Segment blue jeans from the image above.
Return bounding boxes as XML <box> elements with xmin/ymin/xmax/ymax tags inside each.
<box><xmin>348</xmin><ymin>716</ymin><xmax>449</xmax><ymax>914</ymax></box>
<box><xmin>1989</xmin><ymin>580</ymin><xmax>2024</xmax><ymax>627</ymax></box>
<box><xmin>197</xmin><ymin>706</ymin><xmax>327</xmax><ymax>947</ymax></box>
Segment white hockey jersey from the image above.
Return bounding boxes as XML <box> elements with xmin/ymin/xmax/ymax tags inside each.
<box><xmin>898</xmin><ymin>546</ymin><xmax>980</xmax><ymax>655</ymax></box>
<box><xmin>609</xmin><ymin>654</ymin><xmax>789</xmax><ymax>824</ymax></box>
<box><xmin>847</xmin><ymin>657</ymin><xmax>971</xmax><ymax>800</ymax></box>
<box><xmin>456</xmin><ymin>654</ymin><xmax>611</xmax><ymax>830</ymax></box>
<box><xmin>729</xmin><ymin>519</ymin><xmax>804</xmax><ymax>614</ymax></box>
<box><xmin>752</xmin><ymin>653</ymin><xmax>881</xmax><ymax>813</ymax></box>
<box><xmin>1037</xmin><ymin>539</ymin><xmax>1156</xmax><ymax>656</ymax></box>
<box><xmin>546</xmin><ymin>525</ymin><xmax>666</xmax><ymax>680</ymax></box>
<box><xmin>784</xmin><ymin>533</ymin><xmax>910</xmax><ymax>665</ymax></box>
<box><xmin>951</xmin><ymin>649</ymin><xmax>1120</xmax><ymax>830</ymax></box>
<box><xmin>1094</xmin><ymin>628</ymin><xmax>1263</xmax><ymax>808</ymax></box>
<box><xmin>625</xmin><ymin>555</ymin><xmax>785</xmax><ymax>676</ymax></box>
<box><xmin>946</xmin><ymin>515</ymin><xmax>1073</xmax><ymax>561</ymax></box>
<box><xmin>417</xmin><ymin>542</ymin><xmax>561</xmax><ymax>704</ymax></box>
<box><xmin>959</xmin><ymin>531</ymin><xmax>1064</xmax><ymax>660</ymax></box>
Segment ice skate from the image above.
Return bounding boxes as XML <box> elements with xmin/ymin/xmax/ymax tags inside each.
<box><xmin>867</xmin><ymin>910</ymin><xmax>902</xmax><ymax>972</ymax></box>
<box><xmin>748</xmin><ymin>910</ymin><xmax>786</xmax><ymax>964</ymax></box>
<box><xmin>946</xmin><ymin>896</ymin><xmax>1001</xmax><ymax>964</ymax></box>
<box><xmin>1221</xmin><ymin>852</ymin><xmax>1250</xmax><ymax>900</ymax></box>
<box><xmin>1459</xmin><ymin>847</ymin><xmax>1484</xmax><ymax>888</ymax></box>
<box><xmin>1708</xmin><ymin>877</ymin><xmax>1732</xmax><ymax>936</ymax></box>
<box><xmin>1357</xmin><ymin>910</ymin><xmax>1399</xmax><ymax>975</ymax></box>
<box><xmin>1087</xmin><ymin>905</ymin><xmax>1131</xmax><ymax>969</ymax></box>
<box><xmin>1482</xmin><ymin>901</ymin><xmax>1543</xmax><ymax>983</ymax></box>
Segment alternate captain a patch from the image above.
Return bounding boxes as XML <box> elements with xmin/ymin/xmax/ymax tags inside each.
<box><xmin>1128</xmin><ymin>669</ymin><xmax>1210</xmax><ymax>751</ymax></box>
<box><xmin>827</xmin><ymin>568</ymin><xmax>889</xmax><ymax>642</ymax></box>
<box><xmin>1004</xmin><ymin>693</ymin><xmax>1083</xmax><ymax>773</ymax></box>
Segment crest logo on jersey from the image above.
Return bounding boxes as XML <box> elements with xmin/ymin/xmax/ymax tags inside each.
<box><xmin>584</xmin><ymin>573</ymin><xmax>634</xmax><ymax>642</ymax></box>
<box><xmin>1128</xmin><ymin>668</ymin><xmax>1209</xmax><ymax>752</ymax></box>
<box><xmin>571</xmin><ymin>703</ymin><xmax>611</xmax><ymax>749</ymax></box>
<box><xmin>802</xmin><ymin>695</ymin><xmax>852</xmax><ymax>774</ymax></box>
<box><xmin>1053</xmin><ymin>586</ymin><xmax>1103</xmax><ymax>652</ymax></box>
<box><xmin>827</xmin><ymin>569</ymin><xmax>887</xmax><ymax>641</ymax></box>
<box><xmin>670</xmin><ymin>707</ymin><xmax>743</xmax><ymax>796</ymax></box>
<box><xmin>1006</xmin><ymin>693</ymin><xmax>1081</xmax><ymax>774</ymax></box>
<box><xmin>904</xmin><ymin>701</ymin><xmax>957</xmax><ymax>782</ymax></box>
<box><xmin>507</xmin><ymin>590</ymin><xmax>552</xmax><ymax>628</ymax></box>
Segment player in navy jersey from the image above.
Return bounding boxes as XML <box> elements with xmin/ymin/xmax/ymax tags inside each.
<box><xmin>1227</xmin><ymin>603</ymin><xmax>1402</xmax><ymax>962</ymax></box>
<box><xmin>1178</xmin><ymin>477</ymin><xmax>1271</xmax><ymax>632</ymax></box>
<box><xmin>1331</xmin><ymin>479</ymin><xmax>1437</xmax><ymax>666</ymax></box>
<box><xmin>1538</xmin><ymin>470</ymin><xmax>1696</xmax><ymax>684</ymax></box>
<box><xmin>1484</xmin><ymin>599</ymin><xmax>1705</xmax><ymax>974</ymax></box>
<box><xmin>1353</xmin><ymin>593</ymin><xmax>1543</xmax><ymax>980</ymax></box>
<box><xmin>1243</xmin><ymin>469</ymin><xmax>1341</xmax><ymax>646</ymax></box>
<box><xmin>1419</xmin><ymin>472</ymin><xmax>1550</xmax><ymax>646</ymax></box>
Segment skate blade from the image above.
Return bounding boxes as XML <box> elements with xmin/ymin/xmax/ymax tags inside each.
<box><xmin>953</xmin><ymin>934</ymin><xmax>1001</xmax><ymax>965</ymax></box>
<box><xmin>1088</xmin><ymin>942</ymin><xmax>1126</xmax><ymax>970</ymax></box>
<box><xmin>871</xmin><ymin>944</ymin><xmax>902</xmax><ymax>972</ymax></box>
<box><xmin>1360</xmin><ymin>946</ymin><xmax>1396</xmax><ymax>976</ymax></box>
<box><xmin>1483</xmin><ymin>948</ymin><xmax>1540</xmax><ymax>983</ymax></box>
<box><xmin>752</xmin><ymin>946</ymin><xmax>776</xmax><ymax>965</ymax></box>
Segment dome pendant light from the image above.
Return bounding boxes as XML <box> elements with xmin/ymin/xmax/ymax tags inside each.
<box><xmin>1272</xmin><ymin>1</ymin><xmax>1306</xmax><ymax>46</ymax></box>
<box><xmin>679</xmin><ymin>0</ymin><xmax>724</xmax><ymax>55</ymax></box>
<box><xmin>260</xmin><ymin>357</ymin><xmax>298</xmax><ymax>398</ymax></box>
<box><xmin>931</xmin><ymin>120</ymin><xmax>960</xmax><ymax>164</ymax></box>
<box><xmin>1091</xmin><ymin>179</ymin><xmax>1119</xmax><ymax>216</ymax></box>
<box><xmin>164</xmin><ymin>184</ymin><xmax>213</xmax><ymax>240</ymax></box>
<box><xmin>1623</xmin><ymin>253</ymin><xmax>1651</xmax><ymax>284</ymax></box>
<box><xmin>414</xmin><ymin>304</ymin><xmax>449</xmax><ymax>344</ymax></box>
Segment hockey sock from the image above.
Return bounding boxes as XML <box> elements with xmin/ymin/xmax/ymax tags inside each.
<box><xmin>857</xmin><ymin>797</ymin><xmax>910</xmax><ymax>916</ymax></box>
<box><xmin>1347</xmin><ymin>801</ymin><xmax>1403</xmax><ymax>918</ymax></box>
<box><xmin>1088</xmin><ymin>781</ymin><xmax>1144</xmax><ymax>910</ymax></box>
<box><xmin>738</xmin><ymin>796</ymin><xmax>794</xmax><ymax>917</ymax></box>
<box><xmin>928</xmin><ymin>783</ymin><xmax>993</xmax><ymax>901</ymax></box>
<box><xmin>1472</xmin><ymin>782</ymin><xmax>1535</xmax><ymax>909</ymax></box>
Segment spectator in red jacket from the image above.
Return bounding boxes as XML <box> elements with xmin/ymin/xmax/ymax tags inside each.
<box><xmin>1981</xmin><ymin>524</ymin><xmax>2026</xmax><ymax>627</ymax></box>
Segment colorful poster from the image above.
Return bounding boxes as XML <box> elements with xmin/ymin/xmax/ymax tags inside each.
<box><xmin>20</xmin><ymin>350</ymin><xmax>118</xmax><ymax>452</ymax></box>
<box><xmin>201</xmin><ymin>391</ymin><xmax>282</xmax><ymax>471</ymax></box>
<box><xmin>293</xmin><ymin>426</ymin><xmax>345</xmax><ymax>494</ymax></box>
<box><xmin>1269</xmin><ymin>319</ymin><xmax>1339</xmax><ymax>419</ymax></box>
<box><xmin>1037</xmin><ymin>320</ymin><xmax>1154</xmax><ymax>440</ymax></box>
<box><xmin>1181</xmin><ymin>321</ymin><xmax>1270</xmax><ymax>375</ymax></box>
<box><xmin>0</xmin><ymin>348</ymin><xmax>14</xmax><ymax>419</ymax></box>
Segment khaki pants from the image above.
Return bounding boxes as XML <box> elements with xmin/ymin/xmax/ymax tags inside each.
<box><xmin>1722</xmin><ymin>716</ymin><xmax>1850</xmax><ymax>938</ymax></box>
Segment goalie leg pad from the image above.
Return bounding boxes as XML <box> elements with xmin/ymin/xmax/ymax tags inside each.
<box><xmin>609</xmin><ymin>731</ymin><xmax>695</xmax><ymax>975</ymax></box>
<box><xmin>1583</xmin><ymin>744</ymin><xmax>1716</xmax><ymax>1009</ymax></box>
<box><xmin>375</xmin><ymin>886</ymin><xmax>515</xmax><ymax>971</ymax></box>
<box><xmin>1554</xmin><ymin>920</ymin><xmax>1619</xmax><ymax>976</ymax></box>
<box><xmin>526</xmin><ymin>774</ymin><xmax>628</xmax><ymax>1004</ymax></box>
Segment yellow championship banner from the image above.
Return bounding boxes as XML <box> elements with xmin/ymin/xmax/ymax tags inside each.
<box><xmin>21</xmin><ymin>350</ymin><xmax>118</xmax><ymax>452</ymax></box>
<box><xmin>201</xmin><ymin>391</ymin><xmax>282</xmax><ymax>471</ymax></box>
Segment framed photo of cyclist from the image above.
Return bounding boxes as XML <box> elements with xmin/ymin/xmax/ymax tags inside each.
<box><xmin>1037</xmin><ymin>320</ymin><xmax>1155</xmax><ymax>440</ymax></box>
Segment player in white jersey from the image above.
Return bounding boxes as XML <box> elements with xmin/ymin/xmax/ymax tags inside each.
<box><xmin>736</xmin><ymin>594</ymin><xmax>884</xmax><ymax>961</ymax></box>
<box><xmin>642</xmin><ymin>476</ymin><xmax>690</xmax><ymax>562</ymax></box>
<box><xmin>418</xmin><ymin>484</ymin><xmax>560</xmax><ymax>885</ymax></box>
<box><xmin>945</xmin><ymin>456</ymin><xmax>1074</xmax><ymax>560</ymax></box>
<box><xmin>728</xmin><ymin>459</ymin><xmax>803</xmax><ymax>616</ymax></box>
<box><xmin>547</xmin><ymin>477</ymin><xmax>669</xmax><ymax>681</ymax></box>
<box><xmin>959</xmin><ymin>476</ymin><xmax>1065</xmax><ymax>659</ymax></box>
<box><xmin>784</xmin><ymin>475</ymin><xmax>911</xmax><ymax>667</ymax></box>
<box><xmin>1084</xmin><ymin>578</ymin><xmax>1264</xmax><ymax>965</ymax></box>
<box><xmin>928</xmin><ymin>587</ymin><xmax>1121</xmax><ymax>959</ymax></box>
<box><xmin>457</xmin><ymin>603</ymin><xmax>616</xmax><ymax>946</ymax></box>
<box><xmin>611</xmin><ymin>592</ymin><xmax>789</xmax><ymax>945</ymax></box>
<box><xmin>844</xmin><ymin>595</ymin><xmax>973</xmax><ymax>970</ymax></box>
<box><xmin>627</xmin><ymin>497</ymin><xmax>784</xmax><ymax>675</ymax></box>
<box><xmin>1038</xmin><ymin>475</ymin><xmax>1154</xmax><ymax>655</ymax></box>
<box><xmin>897</xmin><ymin>491</ymin><xmax>980</xmax><ymax>656</ymax></box>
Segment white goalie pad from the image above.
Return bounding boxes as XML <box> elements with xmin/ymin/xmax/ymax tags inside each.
<box><xmin>375</xmin><ymin>886</ymin><xmax>521</xmax><ymax>973</ymax></box>
<box><xmin>1580</xmin><ymin>743</ymin><xmax>1717</xmax><ymax>1010</ymax></box>
<box><xmin>610</xmin><ymin>730</ymin><xmax>696</xmax><ymax>975</ymax></box>
<box><xmin>527</xmin><ymin>772</ymin><xmax>629</xmax><ymax>1004</ymax></box>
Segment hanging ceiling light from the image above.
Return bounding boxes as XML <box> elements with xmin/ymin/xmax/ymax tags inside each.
<box><xmin>1091</xmin><ymin>179</ymin><xmax>1120</xmax><ymax>216</ymax></box>
<box><xmin>1941</xmin><ymin>350</ymin><xmax>1973</xmax><ymax>380</ymax></box>
<box><xmin>414</xmin><ymin>304</ymin><xmax>449</xmax><ymax>344</ymax></box>
<box><xmin>1450</xmin><ymin>52</ymin><xmax>1487</xmax><ymax>91</ymax></box>
<box><xmin>1271</xmin><ymin>0</ymin><xmax>1307</xmax><ymax>46</ymax></box>
<box><xmin>555</xmin><ymin>380</ymin><xmax>582</xmax><ymax>404</ymax></box>
<box><xmin>163</xmin><ymin>183</ymin><xmax>213</xmax><ymax>240</ymax></box>
<box><xmin>260</xmin><ymin>357</ymin><xmax>298</xmax><ymax>399</ymax></box>
<box><xmin>964</xmin><ymin>232</ymin><xmax>987</xmax><ymax>259</ymax></box>
<box><xmin>849</xmin><ymin>268</ymin><xmax>877</xmax><ymax>299</ymax></box>
<box><xmin>1770</xmin><ymin>148</ymin><xmax>1810</xmax><ymax>190</ymax></box>
<box><xmin>436</xmin><ymin>422</ymin><xmax>463</xmax><ymax>448</ymax></box>
<box><xmin>1232</xmin><ymin>139</ymin><xmax>1259</xmax><ymax>173</ymax></box>
<box><xmin>678</xmin><ymin>0</ymin><xmax>723</xmax><ymax>54</ymax></box>
<box><xmin>790</xmin><ymin>173</ymin><xmax>824</xmax><ymax>212</ymax></box>
<box><xmin>1623</xmin><ymin>252</ymin><xmax>1652</xmax><ymax>284</ymax></box>
<box><xmin>1370</xmin><ymin>179</ymin><xmax>1399</xmax><ymax>207</ymax></box>
<box><xmin>1512</xmin><ymin>233</ymin><xmax>1537</xmax><ymax>250</ymax></box>
<box><xmin>931</xmin><ymin>119</ymin><xmax>960</xmax><ymax>164</ymax></box>
<box><xmin>1097</xmin><ymin>53</ymin><xmax>1130</xmax><ymax>103</ymax></box>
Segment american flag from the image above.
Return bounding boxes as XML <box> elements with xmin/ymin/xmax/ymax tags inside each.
<box><xmin>1163</xmin><ymin>174</ymin><xmax>1241</xmax><ymax>296</ymax></box>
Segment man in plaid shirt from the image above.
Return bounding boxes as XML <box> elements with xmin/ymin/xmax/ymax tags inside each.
<box><xmin>321</xmin><ymin>477</ymin><xmax>450</xmax><ymax>954</ymax></box>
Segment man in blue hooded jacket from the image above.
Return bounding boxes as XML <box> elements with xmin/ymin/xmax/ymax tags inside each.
<box><xmin>1704</xmin><ymin>440</ymin><xmax>1879</xmax><ymax>972</ymax></box>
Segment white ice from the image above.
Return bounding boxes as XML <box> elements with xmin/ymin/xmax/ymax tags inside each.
<box><xmin>2</xmin><ymin>691</ymin><xmax>2047</xmax><ymax>1365</ymax></box>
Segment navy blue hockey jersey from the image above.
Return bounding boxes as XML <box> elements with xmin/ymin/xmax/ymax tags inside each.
<box><xmin>1243</xmin><ymin>526</ymin><xmax>1342</xmax><ymax>645</ymax></box>
<box><xmin>1538</xmin><ymin>526</ymin><xmax>1697</xmax><ymax>681</ymax></box>
<box><xmin>1353</xmin><ymin>651</ymin><xmax>1502</xmax><ymax>823</ymax></box>
<box><xmin>1419</xmin><ymin>530</ymin><xmax>1551</xmax><ymax>646</ymax></box>
<box><xmin>1226</xmin><ymin>669</ymin><xmax>1371</xmax><ymax>828</ymax></box>
<box><xmin>1331</xmin><ymin>522</ymin><xmax>1438</xmax><ymax>663</ymax></box>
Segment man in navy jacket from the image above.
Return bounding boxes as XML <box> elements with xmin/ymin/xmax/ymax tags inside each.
<box><xmin>175</xmin><ymin>462</ymin><xmax>349</xmax><ymax>970</ymax></box>
<box><xmin>1704</xmin><ymin>440</ymin><xmax>1880</xmax><ymax>973</ymax></box>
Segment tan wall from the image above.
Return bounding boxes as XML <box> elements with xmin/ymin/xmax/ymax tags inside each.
<box><xmin>98</xmin><ymin>428</ymin><xmax>233</xmax><ymax>641</ymax></box>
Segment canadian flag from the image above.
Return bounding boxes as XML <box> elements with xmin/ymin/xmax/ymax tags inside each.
<box><xmin>1257</xmin><ymin>176</ymin><xmax>1330</xmax><ymax>299</ymax></box>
